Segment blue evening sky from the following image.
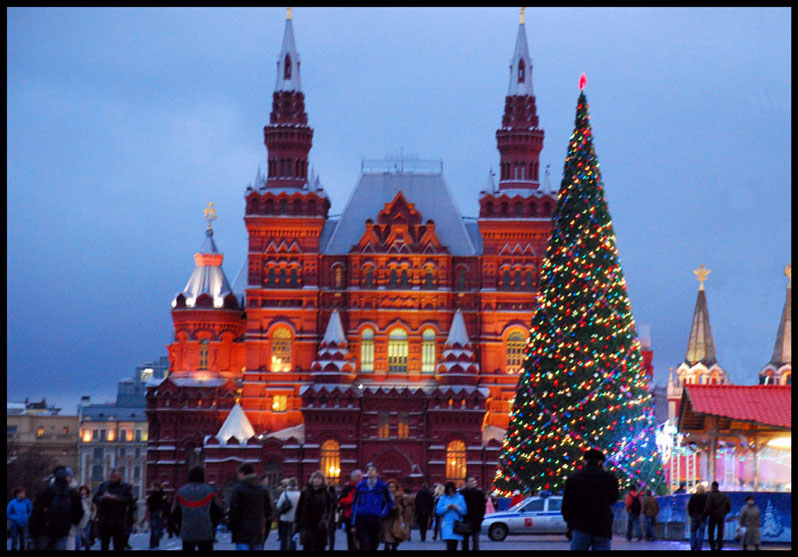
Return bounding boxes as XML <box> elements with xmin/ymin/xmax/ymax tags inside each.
<box><xmin>7</xmin><ymin>7</ymin><xmax>791</xmax><ymax>412</ymax></box>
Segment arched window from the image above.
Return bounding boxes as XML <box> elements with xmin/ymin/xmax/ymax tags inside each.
<box><xmin>360</xmin><ymin>329</ymin><xmax>374</xmax><ymax>372</ymax></box>
<box><xmin>520</xmin><ymin>165</ymin><xmax>525</xmax><ymax>180</ymax></box>
<box><xmin>518</xmin><ymin>58</ymin><xmax>525</xmax><ymax>83</ymax></box>
<box><xmin>445</xmin><ymin>440</ymin><xmax>467</xmax><ymax>485</ymax></box>
<box><xmin>320</xmin><ymin>440</ymin><xmax>340</xmax><ymax>485</ymax></box>
<box><xmin>526</xmin><ymin>270</ymin><xmax>534</xmax><ymax>291</ymax></box>
<box><xmin>334</xmin><ymin>266</ymin><xmax>343</xmax><ymax>289</ymax></box>
<box><xmin>280</xmin><ymin>199</ymin><xmax>287</xmax><ymax>213</ymax></box>
<box><xmin>784</xmin><ymin>372</ymin><xmax>792</xmax><ymax>385</ymax></box>
<box><xmin>502</xmin><ymin>270</ymin><xmax>511</xmax><ymax>290</ymax></box>
<box><xmin>267</xmin><ymin>267</ymin><xmax>276</xmax><ymax>286</ymax></box>
<box><xmin>425</xmin><ymin>268</ymin><xmax>434</xmax><ymax>289</ymax></box>
<box><xmin>388</xmin><ymin>329</ymin><xmax>408</xmax><ymax>373</ymax></box>
<box><xmin>284</xmin><ymin>54</ymin><xmax>292</xmax><ymax>80</ymax></box>
<box><xmin>506</xmin><ymin>331</ymin><xmax>526</xmax><ymax>373</ymax></box>
<box><xmin>279</xmin><ymin>267</ymin><xmax>287</xmax><ymax>287</ymax></box>
<box><xmin>199</xmin><ymin>339</ymin><xmax>209</xmax><ymax>370</ymax></box>
<box><xmin>389</xmin><ymin>268</ymin><xmax>398</xmax><ymax>288</ymax></box>
<box><xmin>398</xmin><ymin>411</ymin><xmax>409</xmax><ymax>439</ymax></box>
<box><xmin>271</xmin><ymin>328</ymin><xmax>292</xmax><ymax>372</ymax></box>
<box><xmin>400</xmin><ymin>269</ymin><xmax>409</xmax><ymax>288</ymax></box>
<box><xmin>457</xmin><ymin>269</ymin><xmax>466</xmax><ymax>291</ymax></box>
<box><xmin>422</xmin><ymin>329</ymin><xmax>436</xmax><ymax>373</ymax></box>
<box><xmin>377</xmin><ymin>410</ymin><xmax>390</xmax><ymax>438</ymax></box>
<box><xmin>515</xmin><ymin>270</ymin><xmax>523</xmax><ymax>291</ymax></box>
<box><xmin>515</xmin><ymin>202</ymin><xmax>522</xmax><ymax>216</ymax></box>
<box><xmin>289</xmin><ymin>267</ymin><xmax>298</xmax><ymax>288</ymax></box>
<box><xmin>364</xmin><ymin>267</ymin><xmax>374</xmax><ymax>289</ymax></box>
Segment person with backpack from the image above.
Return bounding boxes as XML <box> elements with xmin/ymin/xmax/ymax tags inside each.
<box><xmin>31</xmin><ymin>466</ymin><xmax>84</xmax><ymax>550</ymax></box>
<box><xmin>705</xmin><ymin>481</ymin><xmax>731</xmax><ymax>551</ymax></box>
<box><xmin>275</xmin><ymin>477</ymin><xmax>301</xmax><ymax>550</ymax></box>
<box><xmin>171</xmin><ymin>466</ymin><xmax>224</xmax><ymax>551</ymax></box>
<box><xmin>350</xmin><ymin>463</ymin><xmax>394</xmax><ymax>551</ymax></box>
<box><xmin>338</xmin><ymin>469</ymin><xmax>363</xmax><ymax>550</ymax></box>
<box><xmin>228</xmin><ymin>462</ymin><xmax>274</xmax><ymax>550</ymax></box>
<box><xmin>7</xmin><ymin>486</ymin><xmax>33</xmax><ymax>551</ymax></box>
<box><xmin>93</xmin><ymin>468</ymin><xmax>133</xmax><ymax>551</ymax></box>
<box><xmin>625</xmin><ymin>483</ymin><xmax>643</xmax><ymax>542</ymax></box>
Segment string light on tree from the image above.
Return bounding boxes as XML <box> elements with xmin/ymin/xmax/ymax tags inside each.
<box><xmin>493</xmin><ymin>74</ymin><xmax>665</xmax><ymax>496</ymax></box>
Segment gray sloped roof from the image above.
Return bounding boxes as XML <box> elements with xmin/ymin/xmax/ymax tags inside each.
<box><xmin>322</xmin><ymin>173</ymin><xmax>477</xmax><ymax>256</ymax></box>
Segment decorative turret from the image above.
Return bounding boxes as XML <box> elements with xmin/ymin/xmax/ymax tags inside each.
<box><xmin>264</xmin><ymin>7</ymin><xmax>313</xmax><ymax>189</ymax></box>
<box><xmin>310</xmin><ymin>310</ymin><xmax>356</xmax><ymax>383</ymax></box>
<box><xmin>436</xmin><ymin>310</ymin><xmax>479</xmax><ymax>385</ymax></box>
<box><xmin>495</xmin><ymin>7</ymin><xmax>544</xmax><ymax>190</ymax></box>
<box><xmin>759</xmin><ymin>263</ymin><xmax>791</xmax><ymax>385</ymax></box>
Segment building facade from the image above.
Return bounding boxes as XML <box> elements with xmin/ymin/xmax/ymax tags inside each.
<box><xmin>146</xmin><ymin>11</ymin><xmax>654</xmax><ymax>495</ymax></box>
<box><xmin>7</xmin><ymin>400</ymin><xmax>80</xmax><ymax>476</ymax></box>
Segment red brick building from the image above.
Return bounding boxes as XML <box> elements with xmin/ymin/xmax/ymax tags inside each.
<box><xmin>146</xmin><ymin>11</ymin><xmax>652</xmax><ymax>496</ymax></box>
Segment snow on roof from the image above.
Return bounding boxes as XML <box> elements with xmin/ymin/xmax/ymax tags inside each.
<box><xmin>321</xmin><ymin>310</ymin><xmax>346</xmax><ymax>345</ymax></box>
<box><xmin>445</xmin><ymin>310</ymin><xmax>471</xmax><ymax>346</ymax></box>
<box><xmin>264</xmin><ymin>423</ymin><xmax>305</xmax><ymax>443</ymax></box>
<box><xmin>216</xmin><ymin>403</ymin><xmax>256</xmax><ymax>445</ymax></box>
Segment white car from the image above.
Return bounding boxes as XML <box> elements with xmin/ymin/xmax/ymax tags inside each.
<box><xmin>481</xmin><ymin>494</ymin><xmax>570</xmax><ymax>541</ymax></box>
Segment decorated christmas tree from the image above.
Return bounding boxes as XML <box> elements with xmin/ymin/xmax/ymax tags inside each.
<box><xmin>494</xmin><ymin>76</ymin><xmax>665</xmax><ymax>496</ymax></box>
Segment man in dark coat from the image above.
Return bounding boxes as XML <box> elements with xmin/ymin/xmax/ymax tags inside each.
<box><xmin>413</xmin><ymin>483</ymin><xmax>434</xmax><ymax>542</ymax></box>
<box><xmin>30</xmin><ymin>466</ymin><xmax>84</xmax><ymax>550</ymax></box>
<box><xmin>228</xmin><ymin>463</ymin><xmax>274</xmax><ymax>550</ymax></box>
<box><xmin>93</xmin><ymin>468</ymin><xmax>133</xmax><ymax>551</ymax></box>
<box><xmin>561</xmin><ymin>448</ymin><xmax>619</xmax><ymax>551</ymax></box>
<box><xmin>705</xmin><ymin>481</ymin><xmax>731</xmax><ymax>551</ymax></box>
<box><xmin>295</xmin><ymin>471</ymin><xmax>334</xmax><ymax>551</ymax></box>
<box><xmin>459</xmin><ymin>476</ymin><xmax>486</xmax><ymax>550</ymax></box>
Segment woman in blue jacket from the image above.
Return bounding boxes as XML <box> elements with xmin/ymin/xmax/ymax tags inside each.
<box><xmin>7</xmin><ymin>486</ymin><xmax>33</xmax><ymax>550</ymax></box>
<box><xmin>435</xmin><ymin>482</ymin><xmax>468</xmax><ymax>551</ymax></box>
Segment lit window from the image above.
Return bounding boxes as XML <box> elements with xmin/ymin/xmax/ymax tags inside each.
<box><xmin>63</xmin><ymin>426</ymin><xmax>69</xmax><ymax>435</ymax></box>
<box><xmin>360</xmin><ymin>329</ymin><xmax>375</xmax><ymax>372</ymax></box>
<box><xmin>398</xmin><ymin>411</ymin><xmax>409</xmax><ymax>439</ymax></box>
<box><xmin>421</xmin><ymin>329</ymin><xmax>436</xmax><ymax>373</ymax></box>
<box><xmin>36</xmin><ymin>427</ymin><xmax>45</xmax><ymax>438</ymax></box>
<box><xmin>378</xmin><ymin>411</ymin><xmax>390</xmax><ymax>438</ymax></box>
<box><xmin>445</xmin><ymin>440</ymin><xmax>467</xmax><ymax>485</ymax></box>
<box><xmin>82</xmin><ymin>429</ymin><xmax>92</xmax><ymax>443</ymax></box>
<box><xmin>140</xmin><ymin>367</ymin><xmax>154</xmax><ymax>382</ymax></box>
<box><xmin>320</xmin><ymin>440</ymin><xmax>341</xmax><ymax>485</ymax></box>
<box><xmin>199</xmin><ymin>339</ymin><xmax>209</xmax><ymax>371</ymax></box>
<box><xmin>388</xmin><ymin>329</ymin><xmax>408</xmax><ymax>373</ymax></box>
<box><xmin>334</xmin><ymin>266</ymin><xmax>343</xmax><ymax>289</ymax></box>
<box><xmin>271</xmin><ymin>328</ymin><xmax>293</xmax><ymax>372</ymax></box>
<box><xmin>506</xmin><ymin>331</ymin><xmax>526</xmax><ymax>373</ymax></box>
<box><xmin>272</xmin><ymin>395</ymin><xmax>288</xmax><ymax>413</ymax></box>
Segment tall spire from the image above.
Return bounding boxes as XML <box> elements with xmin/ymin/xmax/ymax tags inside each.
<box><xmin>684</xmin><ymin>266</ymin><xmax>717</xmax><ymax>366</ymax></box>
<box><xmin>275</xmin><ymin>8</ymin><xmax>301</xmax><ymax>92</ymax></box>
<box><xmin>769</xmin><ymin>263</ymin><xmax>791</xmax><ymax>367</ymax></box>
<box><xmin>495</xmin><ymin>11</ymin><xmax>544</xmax><ymax>189</ymax></box>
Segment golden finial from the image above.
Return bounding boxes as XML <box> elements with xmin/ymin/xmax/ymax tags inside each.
<box><xmin>204</xmin><ymin>202</ymin><xmax>217</xmax><ymax>230</ymax></box>
<box><xmin>693</xmin><ymin>264</ymin><xmax>710</xmax><ymax>291</ymax></box>
<box><xmin>286</xmin><ymin>7</ymin><xmax>292</xmax><ymax>20</ymax></box>
<box><xmin>520</xmin><ymin>7</ymin><xmax>525</xmax><ymax>24</ymax></box>
<box><xmin>785</xmin><ymin>263</ymin><xmax>791</xmax><ymax>288</ymax></box>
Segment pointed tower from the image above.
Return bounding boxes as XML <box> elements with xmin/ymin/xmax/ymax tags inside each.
<box><xmin>169</xmin><ymin>203</ymin><xmax>245</xmax><ymax>377</ymax></box>
<box><xmin>436</xmin><ymin>310</ymin><xmax>479</xmax><ymax>385</ymax></box>
<box><xmin>214</xmin><ymin>402</ymin><xmax>256</xmax><ymax>445</ymax></box>
<box><xmin>759</xmin><ymin>263</ymin><xmax>791</xmax><ymax>385</ymax></box>
<box><xmin>310</xmin><ymin>310</ymin><xmax>356</xmax><ymax>383</ymax></box>
<box><xmin>667</xmin><ymin>265</ymin><xmax>730</xmax><ymax>420</ymax></box>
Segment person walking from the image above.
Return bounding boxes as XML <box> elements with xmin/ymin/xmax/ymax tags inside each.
<box><xmin>123</xmin><ymin>496</ymin><xmax>137</xmax><ymax>549</ymax></box>
<box><xmin>738</xmin><ymin>495</ymin><xmax>761</xmax><ymax>551</ymax></box>
<box><xmin>276</xmin><ymin>477</ymin><xmax>301</xmax><ymax>551</ymax></box>
<box><xmin>71</xmin><ymin>485</ymin><xmax>92</xmax><ymax>550</ymax></box>
<box><xmin>642</xmin><ymin>489</ymin><xmax>659</xmax><ymax>541</ymax></box>
<box><xmin>380</xmin><ymin>480</ymin><xmax>413</xmax><ymax>550</ymax></box>
<box><xmin>7</xmin><ymin>486</ymin><xmax>33</xmax><ymax>551</ymax></box>
<box><xmin>413</xmin><ymin>483</ymin><xmax>434</xmax><ymax>542</ymax></box>
<box><xmin>326</xmin><ymin>484</ymin><xmax>339</xmax><ymax>551</ymax></box>
<box><xmin>687</xmin><ymin>484</ymin><xmax>709</xmax><ymax>551</ymax></box>
<box><xmin>228</xmin><ymin>463</ymin><xmax>274</xmax><ymax>551</ymax></box>
<box><xmin>261</xmin><ymin>475</ymin><xmax>277</xmax><ymax>546</ymax></box>
<box><xmin>163</xmin><ymin>493</ymin><xmax>178</xmax><ymax>540</ymax></box>
<box><xmin>705</xmin><ymin>481</ymin><xmax>731</xmax><ymax>551</ymax></box>
<box><xmin>624</xmin><ymin>483</ymin><xmax>644</xmax><ymax>541</ymax></box>
<box><xmin>294</xmin><ymin>470</ymin><xmax>334</xmax><ymax>551</ymax></box>
<box><xmin>92</xmin><ymin>468</ymin><xmax>133</xmax><ymax>551</ymax></box>
<box><xmin>459</xmin><ymin>476</ymin><xmax>486</xmax><ymax>551</ymax></box>
<box><xmin>144</xmin><ymin>481</ymin><xmax>167</xmax><ymax>549</ymax></box>
<box><xmin>338</xmin><ymin>469</ymin><xmax>363</xmax><ymax>550</ymax></box>
<box><xmin>561</xmin><ymin>448</ymin><xmax>620</xmax><ymax>551</ymax></box>
<box><xmin>434</xmin><ymin>482</ymin><xmax>468</xmax><ymax>552</ymax></box>
<box><xmin>172</xmin><ymin>466</ymin><xmax>223</xmax><ymax>551</ymax></box>
<box><xmin>350</xmin><ymin>463</ymin><xmax>394</xmax><ymax>551</ymax></box>
<box><xmin>31</xmin><ymin>466</ymin><xmax>84</xmax><ymax>550</ymax></box>
<box><xmin>431</xmin><ymin>483</ymin><xmax>444</xmax><ymax>541</ymax></box>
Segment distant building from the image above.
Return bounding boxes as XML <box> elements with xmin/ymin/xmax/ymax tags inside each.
<box><xmin>7</xmin><ymin>399</ymin><xmax>80</xmax><ymax>475</ymax></box>
<box><xmin>78</xmin><ymin>360</ymin><xmax>166</xmax><ymax>516</ymax></box>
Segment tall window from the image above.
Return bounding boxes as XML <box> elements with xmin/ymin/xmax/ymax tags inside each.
<box><xmin>398</xmin><ymin>411</ymin><xmax>409</xmax><ymax>439</ymax></box>
<box><xmin>425</xmin><ymin>268</ymin><xmax>434</xmax><ymax>289</ymax></box>
<box><xmin>389</xmin><ymin>268</ymin><xmax>397</xmax><ymax>288</ymax></box>
<box><xmin>289</xmin><ymin>267</ymin><xmax>298</xmax><ymax>288</ymax></box>
<box><xmin>360</xmin><ymin>329</ymin><xmax>375</xmax><ymax>372</ymax></box>
<box><xmin>272</xmin><ymin>395</ymin><xmax>287</xmax><ymax>412</ymax></box>
<box><xmin>279</xmin><ymin>267</ymin><xmax>287</xmax><ymax>287</ymax></box>
<box><xmin>334</xmin><ymin>266</ymin><xmax>343</xmax><ymax>289</ymax></box>
<box><xmin>506</xmin><ymin>331</ymin><xmax>526</xmax><ymax>373</ymax></box>
<box><xmin>377</xmin><ymin>411</ymin><xmax>390</xmax><ymax>438</ymax></box>
<box><xmin>421</xmin><ymin>329</ymin><xmax>436</xmax><ymax>373</ymax></box>
<box><xmin>457</xmin><ymin>269</ymin><xmax>466</xmax><ymax>291</ymax></box>
<box><xmin>272</xmin><ymin>328</ymin><xmax>292</xmax><ymax>372</ymax></box>
<box><xmin>446</xmin><ymin>440</ymin><xmax>467</xmax><ymax>485</ymax></box>
<box><xmin>526</xmin><ymin>270</ymin><xmax>534</xmax><ymax>291</ymax></box>
<box><xmin>267</xmin><ymin>267</ymin><xmax>276</xmax><ymax>286</ymax></box>
<box><xmin>320</xmin><ymin>440</ymin><xmax>340</xmax><ymax>485</ymax></box>
<box><xmin>502</xmin><ymin>270</ymin><xmax>511</xmax><ymax>290</ymax></box>
<box><xmin>199</xmin><ymin>339</ymin><xmax>209</xmax><ymax>370</ymax></box>
<box><xmin>388</xmin><ymin>329</ymin><xmax>408</xmax><ymax>372</ymax></box>
<box><xmin>515</xmin><ymin>270</ymin><xmax>523</xmax><ymax>291</ymax></box>
<box><xmin>36</xmin><ymin>426</ymin><xmax>45</xmax><ymax>438</ymax></box>
<box><xmin>400</xmin><ymin>269</ymin><xmax>409</xmax><ymax>288</ymax></box>
<box><xmin>364</xmin><ymin>267</ymin><xmax>374</xmax><ymax>289</ymax></box>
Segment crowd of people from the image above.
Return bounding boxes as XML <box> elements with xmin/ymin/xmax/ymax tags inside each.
<box><xmin>7</xmin><ymin>455</ymin><xmax>766</xmax><ymax>551</ymax></box>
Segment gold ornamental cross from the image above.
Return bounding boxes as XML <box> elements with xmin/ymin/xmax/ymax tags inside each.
<box><xmin>693</xmin><ymin>264</ymin><xmax>710</xmax><ymax>290</ymax></box>
<box><xmin>520</xmin><ymin>7</ymin><xmax>525</xmax><ymax>24</ymax></box>
<box><xmin>204</xmin><ymin>202</ymin><xmax>217</xmax><ymax>230</ymax></box>
<box><xmin>785</xmin><ymin>263</ymin><xmax>791</xmax><ymax>288</ymax></box>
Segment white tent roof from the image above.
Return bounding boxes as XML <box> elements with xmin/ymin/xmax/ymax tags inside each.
<box><xmin>215</xmin><ymin>403</ymin><xmax>256</xmax><ymax>445</ymax></box>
